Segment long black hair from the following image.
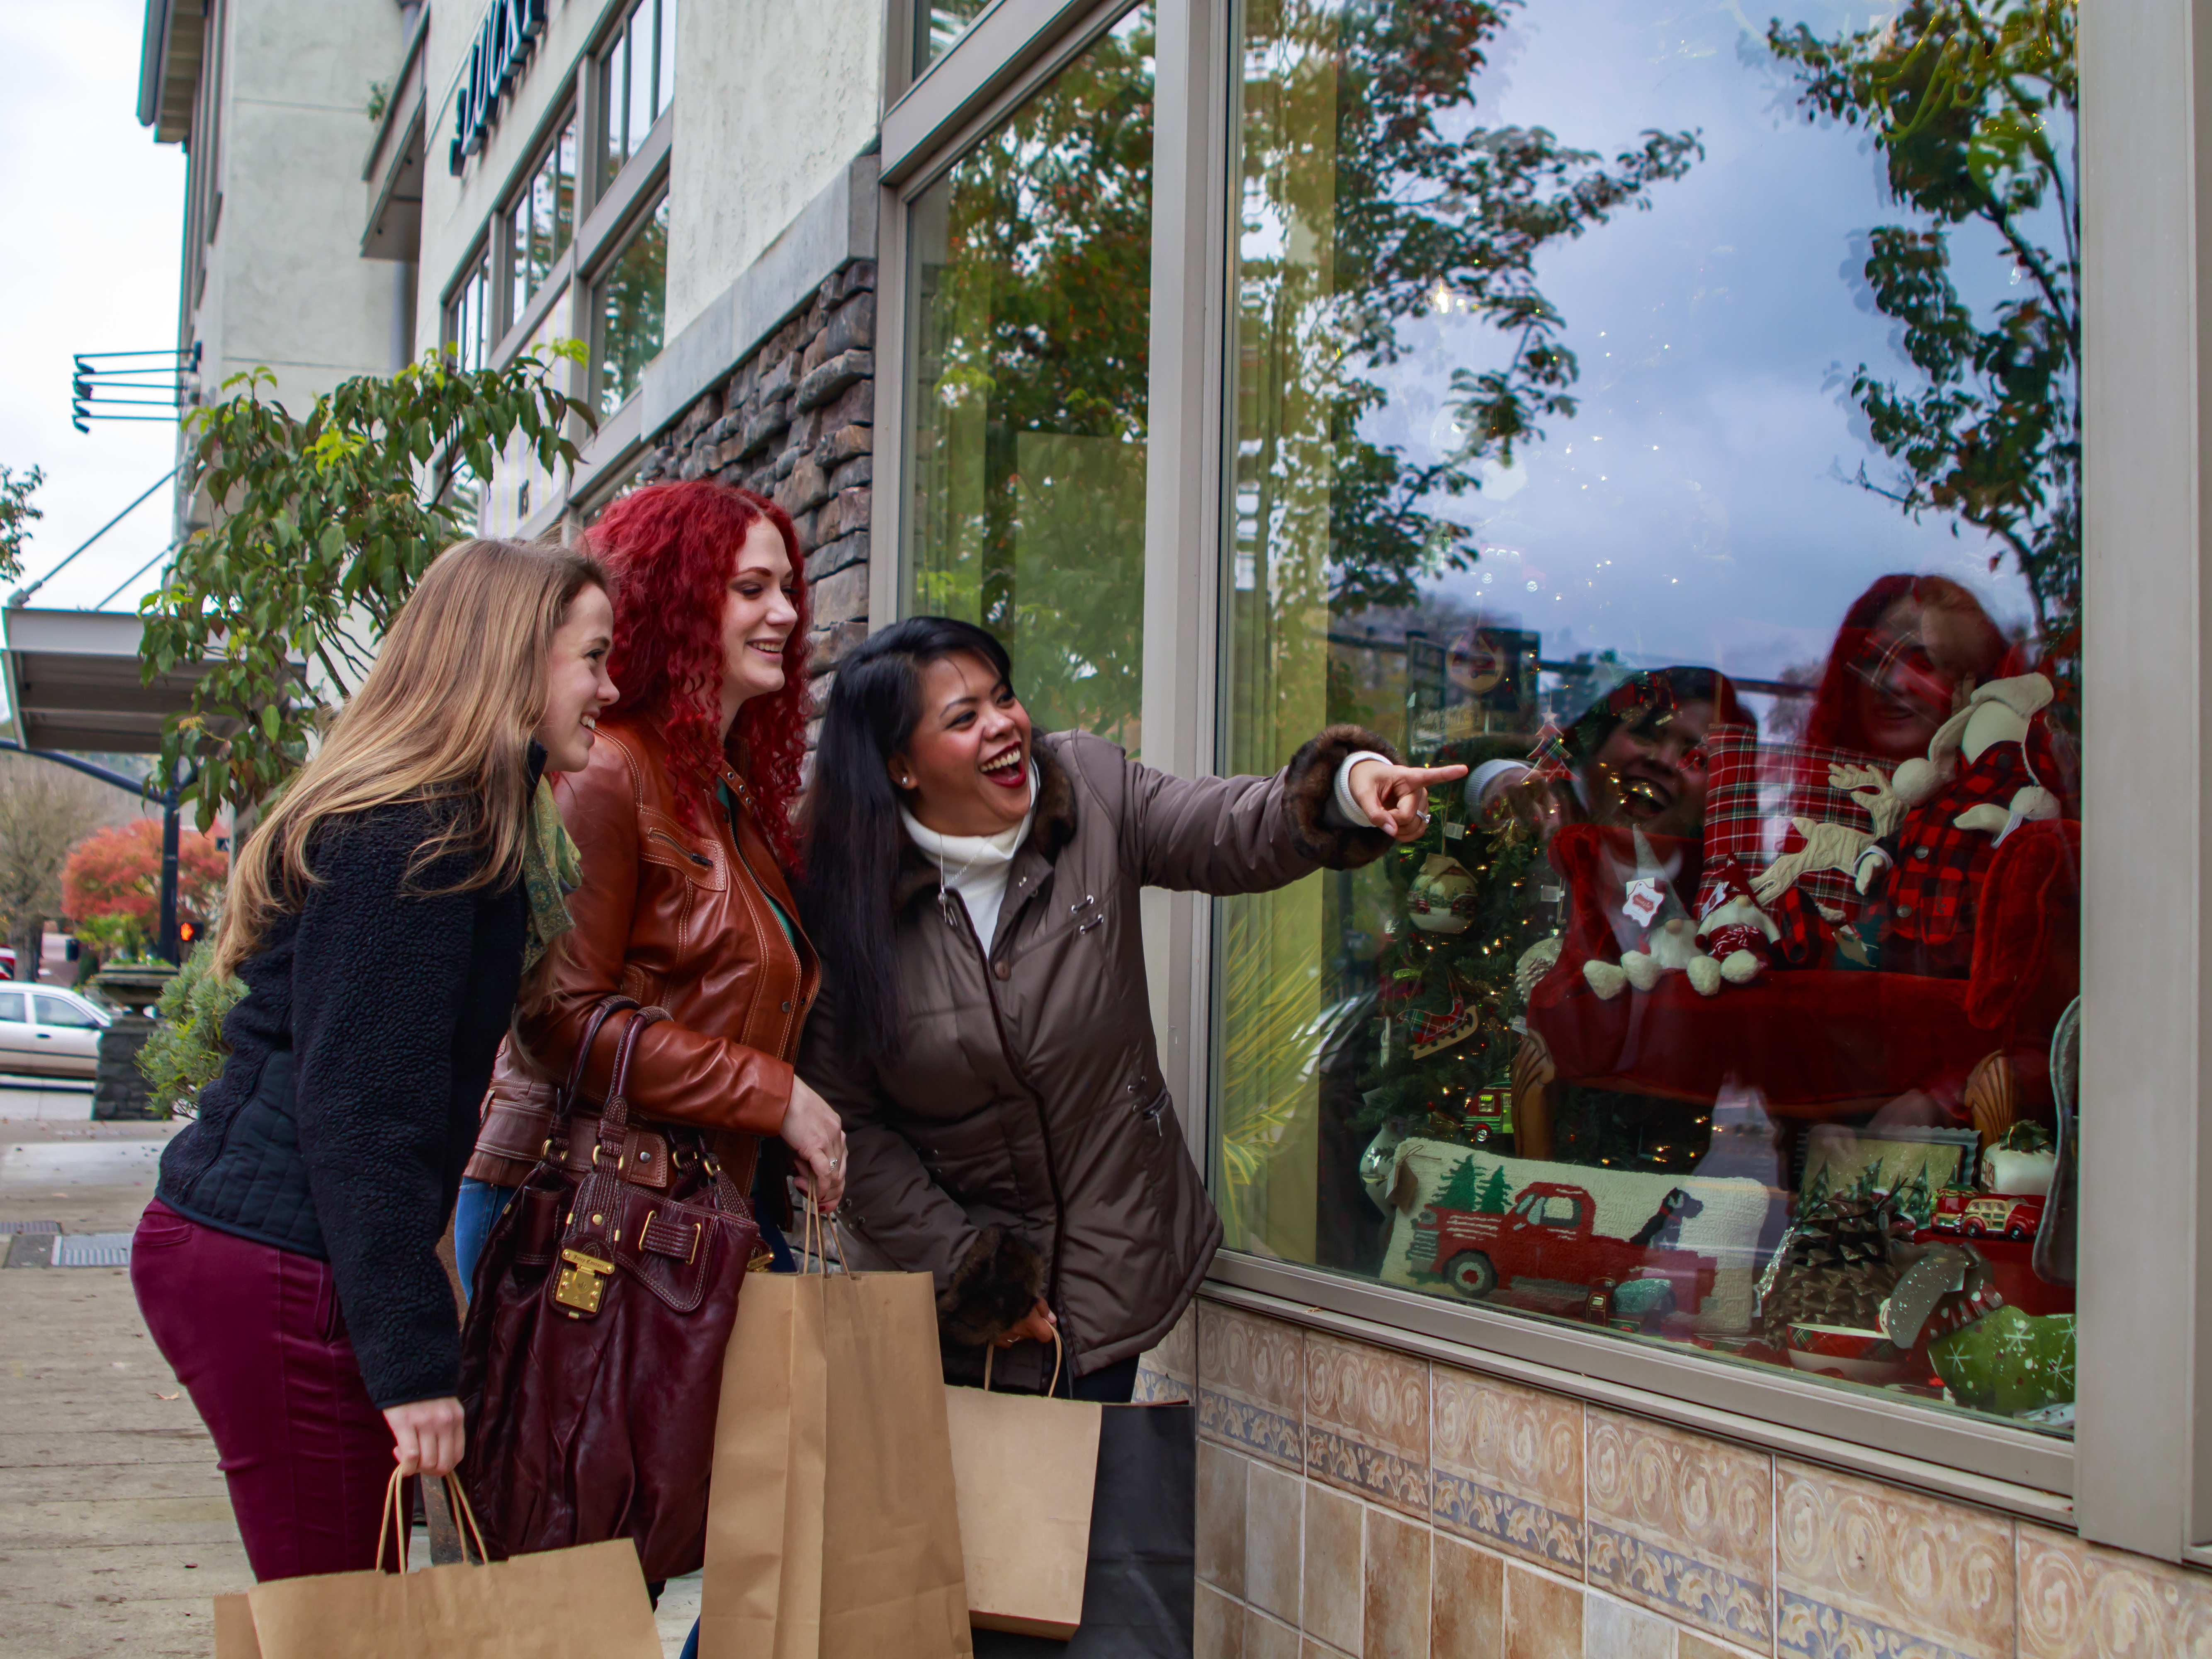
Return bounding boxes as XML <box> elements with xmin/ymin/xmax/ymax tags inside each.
<box><xmin>800</xmin><ymin>616</ymin><xmax>1015</xmax><ymax>1065</ymax></box>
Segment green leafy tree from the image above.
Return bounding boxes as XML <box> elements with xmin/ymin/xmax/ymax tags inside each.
<box><xmin>0</xmin><ymin>464</ymin><xmax>41</xmax><ymax>584</ymax></box>
<box><xmin>1771</xmin><ymin>0</ymin><xmax>2079</xmax><ymax>654</ymax></box>
<box><xmin>142</xmin><ymin>348</ymin><xmax>593</xmax><ymax>826</ymax></box>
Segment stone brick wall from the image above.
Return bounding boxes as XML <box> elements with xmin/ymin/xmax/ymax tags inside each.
<box><xmin>633</xmin><ymin>257</ymin><xmax>878</xmax><ymax>718</ymax></box>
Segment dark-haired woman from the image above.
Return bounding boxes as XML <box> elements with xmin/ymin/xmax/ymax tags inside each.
<box><xmin>132</xmin><ymin>538</ymin><xmax>618</xmax><ymax>1581</ymax></box>
<box><xmin>460</xmin><ymin>481</ymin><xmax>844</xmax><ymax>1294</ymax></box>
<box><xmin>798</xmin><ymin>618</ymin><xmax>1459</xmax><ymax>1399</ymax></box>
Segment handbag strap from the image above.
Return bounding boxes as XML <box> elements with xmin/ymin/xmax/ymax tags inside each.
<box><xmin>553</xmin><ymin>995</ymin><xmax>641</xmax><ymax>1131</ymax></box>
<box><xmin>590</xmin><ymin>1003</ymin><xmax>668</xmax><ymax>1167</ymax></box>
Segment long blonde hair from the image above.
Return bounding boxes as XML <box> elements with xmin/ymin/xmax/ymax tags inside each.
<box><xmin>214</xmin><ymin>538</ymin><xmax>608</xmax><ymax>979</ymax></box>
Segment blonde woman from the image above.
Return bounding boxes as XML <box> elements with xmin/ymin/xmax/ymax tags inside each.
<box><xmin>130</xmin><ymin>538</ymin><xmax>618</xmax><ymax>1584</ymax></box>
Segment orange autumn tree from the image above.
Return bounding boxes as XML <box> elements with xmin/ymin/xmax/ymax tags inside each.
<box><xmin>63</xmin><ymin>820</ymin><xmax>228</xmax><ymax>959</ymax></box>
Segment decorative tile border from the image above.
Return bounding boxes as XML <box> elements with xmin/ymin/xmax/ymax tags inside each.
<box><xmin>1201</xmin><ymin>1390</ymin><xmax>1304</xmax><ymax>1469</ymax></box>
<box><xmin>2019</xmin><ymin>1521</ymin><xmax>2212</xmax><ymax>1657</ymax></box>
<box><xmin>1587</xmin><ymin>1522</ymin><xmax>1773</xmax><ymax>1647</ymax></box>
<box><xmin>1778</xmin><ymin>1591</ymin><xmax>1982</xmax><ymax>1659</ymax></box>
<box><xmin>1431</xmin><ymin>1466</ymin><xmax>1582</xmax><ymax>1571</ymax></box>
<box><xmin>1304</xmin><ymin>1421</ymin><xmax>1431</xmax><ymax>1517</ymax></box>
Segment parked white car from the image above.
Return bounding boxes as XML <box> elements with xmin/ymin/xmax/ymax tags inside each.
<box><xmin>0</xmin><ymin>986</ymin><xmax>110</xmax><ymax>1079</ymax></box>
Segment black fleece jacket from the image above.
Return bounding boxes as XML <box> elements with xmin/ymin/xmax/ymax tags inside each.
<box><xmin>156</xmin><ymin>799</ymin><xmax>527</xmax><ymax>1408</ymax></box>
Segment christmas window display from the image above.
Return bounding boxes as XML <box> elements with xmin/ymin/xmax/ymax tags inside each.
<box><xmin>1214</xmin><ymin>0</ymin><xmax>2080</xmax><ymax>1434</ymax></box>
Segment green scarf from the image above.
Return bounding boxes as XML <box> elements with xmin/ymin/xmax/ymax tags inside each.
<box><xmin>520</xmin><ymin>777</ymin><xmax>582</xmax><ymax>970</ymax></box>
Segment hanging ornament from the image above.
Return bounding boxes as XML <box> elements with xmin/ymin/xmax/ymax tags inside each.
<box><xmin>1407</xmin><ymin>852</ymin><xmax>1478</xmax><ymax>935</ymax></box>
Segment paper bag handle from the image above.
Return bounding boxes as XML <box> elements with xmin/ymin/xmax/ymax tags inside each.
<box><xmin>982</xmin><ymin>1326</ymin><xmax>1064</xmax><ymax>1397</ymax></box>
<box><xmin>798</xmin><ymin>1199</ymin><xmax>849</xmax><ymax>1275</ymax></box>
<box><xmin>372</xmin><ymin>1467</ymin><xmax>493</xmax><ymax>1574</ymax></box>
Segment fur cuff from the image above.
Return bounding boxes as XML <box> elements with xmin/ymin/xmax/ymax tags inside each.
<box><xmin>937</xmin><ymin>1225</ymin><xmax>1048</xmax><ymax>1347</ymax></box>
<box><xmin>1285</xmin><ymin>724</ymin><xmax>1400</xmax><ymax>869</ymax></box>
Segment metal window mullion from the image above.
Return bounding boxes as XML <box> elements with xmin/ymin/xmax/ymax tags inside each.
<box><xmin>2075</xmin><ymin>0</ymin><xmax>2210</xmax><ymax>1560</ymax></box>
<box><xmin>1140</xmin><ymin>0</ymin><xmax>1230</xmax><ymax>1159</ymax></box>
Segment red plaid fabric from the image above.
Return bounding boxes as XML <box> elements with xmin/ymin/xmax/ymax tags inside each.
<box><xmin>1881</xmin><ymin>745</ymin><xmax>2036</xmax><ymax>947</ymax></box>
<box><xmin>1698</xmin><ymin>724</ymin><xmax>1890</xmax><ymax>914</ymax></box>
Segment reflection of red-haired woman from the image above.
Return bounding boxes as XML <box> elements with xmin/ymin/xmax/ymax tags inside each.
<box><xmin>1803</xmin><ymin>574</ymin><xmax>2009</xmax><ymax>761</ymax></box>
<box><xmin>459</xmin><ymin>481</ymin><xmax>847</xmax><ymax>1289</ymax></box>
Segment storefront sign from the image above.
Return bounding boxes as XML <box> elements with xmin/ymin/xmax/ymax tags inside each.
<box><xmin>449</xmin><ymin>0</ymin><xmax>548</xmax><ymax>174</ymax></box>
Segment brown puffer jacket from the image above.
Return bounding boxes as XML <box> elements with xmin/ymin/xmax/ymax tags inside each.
<box><xmin>801</xmin><ymin>724</ymin><xmax>1395</xmax><ymax>1386</ymax></box>
<box><xmin>466</xmin><ymin>714</ymin><xmax>818</xmax><ymax>1188</ymax></box>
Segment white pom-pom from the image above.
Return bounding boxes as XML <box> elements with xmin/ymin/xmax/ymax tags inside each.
<box><xmin>1584</xmin><ymin>960</ymin><xmax>1629</xmax><ymax>1000</ymax></box>
<box><xmin>1891</xmin><ymin>757</ymin><xmax>1939</xmax><ymax>805</ymax></box>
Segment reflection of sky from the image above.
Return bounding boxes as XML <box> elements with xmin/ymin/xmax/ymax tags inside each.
<box><xmin>1358</xmin><ymin>0</ymin><xmax>2067</xmax><ymax>696</ymax></box>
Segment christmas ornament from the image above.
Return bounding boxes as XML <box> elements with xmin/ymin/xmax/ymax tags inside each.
<box><xmin>1407</xmin><ymin>853</ymin><xmax>1478</xmax><ymax>935</ymax></box>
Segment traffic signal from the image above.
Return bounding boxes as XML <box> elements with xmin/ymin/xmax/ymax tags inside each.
<box><xmin>177</xmin><ymin>921</ymin><xmax>197</xmax><ymax>946</ymax></box>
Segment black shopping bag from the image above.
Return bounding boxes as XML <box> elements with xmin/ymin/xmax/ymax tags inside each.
<box><xmin>970</xmin><ymin>1401</ymin><xmax>1195</xmax><ymax>1658</ymax></box>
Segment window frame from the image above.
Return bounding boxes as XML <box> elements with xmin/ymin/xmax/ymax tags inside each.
<box><xmin>499</xmin><ymin>100</ymin><xmax>581</xmax><ymax>338</ymax></box>
<box><xmin>868</xmin><ymin>0</ymin><xmax>2212</xmax><ymax>1558</ymax></box>
<box><xmin>595</xmin><ymin>0</ymin><xmax>676</xmax><ymax>198</ymax></box>
<box><xmin>588</xmin><ymin>181</ymin><xmax>671</xmax><ymax>421</ymax></box>
<box><xmin>441</xmin><ymin>237</ymin><xmax>495</xmax><ymax>373</ymax></box>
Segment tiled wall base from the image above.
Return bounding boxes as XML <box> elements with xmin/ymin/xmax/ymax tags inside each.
<box><xmin>1128</xmin><ymin>1293</ymin><xmax>2212</xmax><ymax>1658</ymax></box>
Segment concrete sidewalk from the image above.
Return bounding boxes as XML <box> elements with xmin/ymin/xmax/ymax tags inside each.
<box><xmin>0</xmin><ymin>1121</ymin><xmax>700</xmax><ymax>1657</ymax></box>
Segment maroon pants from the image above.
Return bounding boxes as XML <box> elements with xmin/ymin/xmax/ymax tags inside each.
<box><xmin>131</xmin><ymin>1199</ymin><xmax>401</xmax><ymax>1581</ymax></box>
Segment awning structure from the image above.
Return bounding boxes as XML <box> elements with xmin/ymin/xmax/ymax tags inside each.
<box><xmin>0</xmin><ymin>608</ymin><xmax>218</xmax><ymax>755</ymax></box>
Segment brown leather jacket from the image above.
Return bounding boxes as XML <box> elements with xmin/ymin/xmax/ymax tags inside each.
<box><xmin>466</xmin><ymin>714</ymin><xmax>818</xmax><ymax>1187</ymax></box>
<box><xmin>801</xmin><ymin>725</ymin><xmax>1393</xmax><ymax>1386</ymax></box>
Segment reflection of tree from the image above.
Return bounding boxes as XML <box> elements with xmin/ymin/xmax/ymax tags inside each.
<box><xmin>1238</xmin><ymin>0</ymin><xmax>1703</xmax><ymax>623</ymax></box>
<box><xmin>914</xmin><ymin>16</ymin><xmax>1153</xmax><ymax>744</ymax></box>
<box><xmin>601</xmin><ymin>202</ymin><xmax>668</xmax><ymax>415</ymax></box>
<box><xmin>1772</xmin><ymin>0</ymin><xmax>2078</xmax><ymax>650</ymax></box>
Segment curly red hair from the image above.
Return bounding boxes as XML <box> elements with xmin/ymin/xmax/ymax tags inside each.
<box><xmin>587</xmin><ymin>480</ymin><xmax>812</xmax><ymax>870</ymax></box>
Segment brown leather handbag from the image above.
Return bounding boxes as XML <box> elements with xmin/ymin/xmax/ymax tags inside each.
<box><xmin>458</xmin><ymin>995</ymin><xmax>763</xmax><ymax>1581</ymax></box>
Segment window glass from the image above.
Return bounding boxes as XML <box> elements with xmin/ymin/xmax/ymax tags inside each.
<box><xmin>916</xmin><ymin>0</ymin><xmax>990</xmax><ymax>72</ymax></box>
<box><xmin>0</xmin><ymin>992</ymin><xmax>26</xmax><ymax>1024</ymax></box>
<box><xmin>508</xmin><ymin>112</ymin><xmax>578</xmax><ymax>324</ymax></box>
<box><xmin>905</xmin><ymin>7</ymin><xmax>1154</xmax><ymax>751</ymax></box>
<box><xmin>1217</xmin><ymin>0</ymin><xmax>2081</xmax><ymax>1435</ymax></box>
<box><xmin>35</xmin><ymin>996</ymin><xmax>96</xmax><ymax>1029</ymax></box>
<box><xmin>597</xmin><ymin>194</ymin><xmax>670</xmax><ymax>415</ymax></box>
<box><xmin>602</xmin><ymin>0</ymin><xmax>676</xmax><ymax>192</ymax></box>
<box><xmin>447</xmin><ymin>245</ymin><xmax>493</xmax><ymax>372</ymax></box>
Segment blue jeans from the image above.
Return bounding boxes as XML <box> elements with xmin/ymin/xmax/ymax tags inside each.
<box><xmin>452</xmin><ymin>1177</ymin><xmax>515</xmax><ymax>1304</ymax></box>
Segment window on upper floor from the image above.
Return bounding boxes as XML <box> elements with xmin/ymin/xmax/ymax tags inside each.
<box><xmin>916</xmin><ymin>0</ymin><xmax>989</xmax><ymax>73</ymax></box>
<box><xmin>601</xmin><ymin>0</ymin><xmax>676</xmax><ymax>193</ymax></box>
<box><xmin>595</xmin><ymin>192</ymin><xmax>669</xmax><ymax>416</ymax></box>
<box><xmin>507</xmin><ymin>110</ymin><xmax>578</xmax><ymax>327</ymax></box>
<box><xmin>445</xmin><ymin>243</ymin><xmax>494</xmax><ymax>372</ymax></box>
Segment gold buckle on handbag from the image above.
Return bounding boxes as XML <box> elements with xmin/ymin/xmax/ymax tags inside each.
<box><xmin>554</xmin><ymin>1247</ymin><xmax>615</xmax><ymax>1314</ymax></box>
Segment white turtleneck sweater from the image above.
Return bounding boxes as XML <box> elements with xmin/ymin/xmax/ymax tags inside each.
<box><xmin>899</xmin><ymin>769</ymin><xmax>1039</xmax><ymax>948</ymax></box>
<box><xmin>903</xmin><ymin>754</ymin><xmax>1392</xmax><ymax>949</ymax></box>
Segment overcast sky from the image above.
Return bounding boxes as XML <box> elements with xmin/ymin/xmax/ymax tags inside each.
<box><xmin>1354</xmin><ymin>0</ymin><xmax>2061</xmax><ymax>703</ymax></box>
<box><xmin>0</xmin><ymin>0</ymin><xmax>185</xmax><ymax>623</ymax></box>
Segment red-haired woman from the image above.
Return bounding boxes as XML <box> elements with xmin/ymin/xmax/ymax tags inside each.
<box><xmin>1801</xmin><ymin>574</ymin><xmax>2010</xmax><ymax>762</ymax></box>
<box><xmin>456</xmin><ymin>480</ymin><xmax>844</xmax><ymax>1296</ymax></box>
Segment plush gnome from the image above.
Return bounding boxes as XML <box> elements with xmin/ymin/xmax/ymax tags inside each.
<box><xmin>1853</xmin><ymin>673</ymin><xmax>2064</xmax><ymax>971</ymax></box>
<box><xmin>1694</xmin><ymin>855</ymin><xmax>1780</xmax><ymax>989</ymax></box>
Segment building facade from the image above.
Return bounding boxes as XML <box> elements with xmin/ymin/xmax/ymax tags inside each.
<box><xmin>162</xmin><ymin>0</ymin><xmax>2212</xmax><ymax>1653</ymax></box>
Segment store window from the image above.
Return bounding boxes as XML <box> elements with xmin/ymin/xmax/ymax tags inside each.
<box><xmin>1215</xmin><ymin>0</ymin><xmax>2081</xmax><ymax>1434</ymax></box>
<box><xmin>446</xmin><ymin>243</ymin><xmax>494</xmax><ymax>372</ymax></box>
<box><xmin>508</xmin><ymin>111</ymin><xmax>578</xmax><ymax>325</ymax></box>
<box><xmin>915</xmin><ymin>0</ymin><xmax>990</xmax><ymax>72</ymax></box>
<box><xmin>600</xmin><ymin>0</ymin><xmax>676</xmax><ymax>191</ymax></box>
<box><xmin>904</xmin><ymin>6</ymin><xmax>1155</xmax><ymax>749</ymax></box>
<box><xmin>596</xmin><ymin>193</ymin><xmax>669</xmax><ymax>415</ymax></box>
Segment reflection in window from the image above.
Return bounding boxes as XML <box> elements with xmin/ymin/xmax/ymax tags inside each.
<box><xmin>906</xmin><ymin>8</ymin><xmax>1154</xmax><ymax>750</ymax></box>
<box><xmin>602</xmin><ymin>0</ymin><xmax>676</xmax><ymax>191</ymax></box>
<box><xmin>916</xmin><ymin>0</ymin><xmax>990</xmax><ymax>72</ymax></box>
<box><xmin>597</xmin><ymin>194</ymin><xmax>669</xmax><ymax>415</ymax></box>
<box><xmin>508</xmin><ymin>114</ymin><xmax>578</xmax><ymax>324</ymax></box>
<box><xmin>446</xmin><ymin>244</ymin><xmax>494</xmax><ymax>372</ymax></box>
<box><xmin>1218</xmin><ymin>0</ymin><xmax>2080</xmax><ymax>1435</ymax></box>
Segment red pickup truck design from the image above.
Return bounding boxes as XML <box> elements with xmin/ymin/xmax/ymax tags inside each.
<box><xmin>1410</xmin><ymin>1180</ymin><xmax>1719</xmax><ymax>1315</ymax></box>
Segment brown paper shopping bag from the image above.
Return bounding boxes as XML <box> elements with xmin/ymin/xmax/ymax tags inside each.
<box><xmin>700</xmin><ymin>1213</ymin><xmax>972</xmax><ymax>1659</ymax></box>
<box><xmin>240</xmin><ymin>1470</ymin><xmax>661</xmax><ymax>1659</ymax></box>
<box><xmin>943</xmin><ymin>1339</ymin><xmax>1103</xmax><ymax>1638</ymax></box>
